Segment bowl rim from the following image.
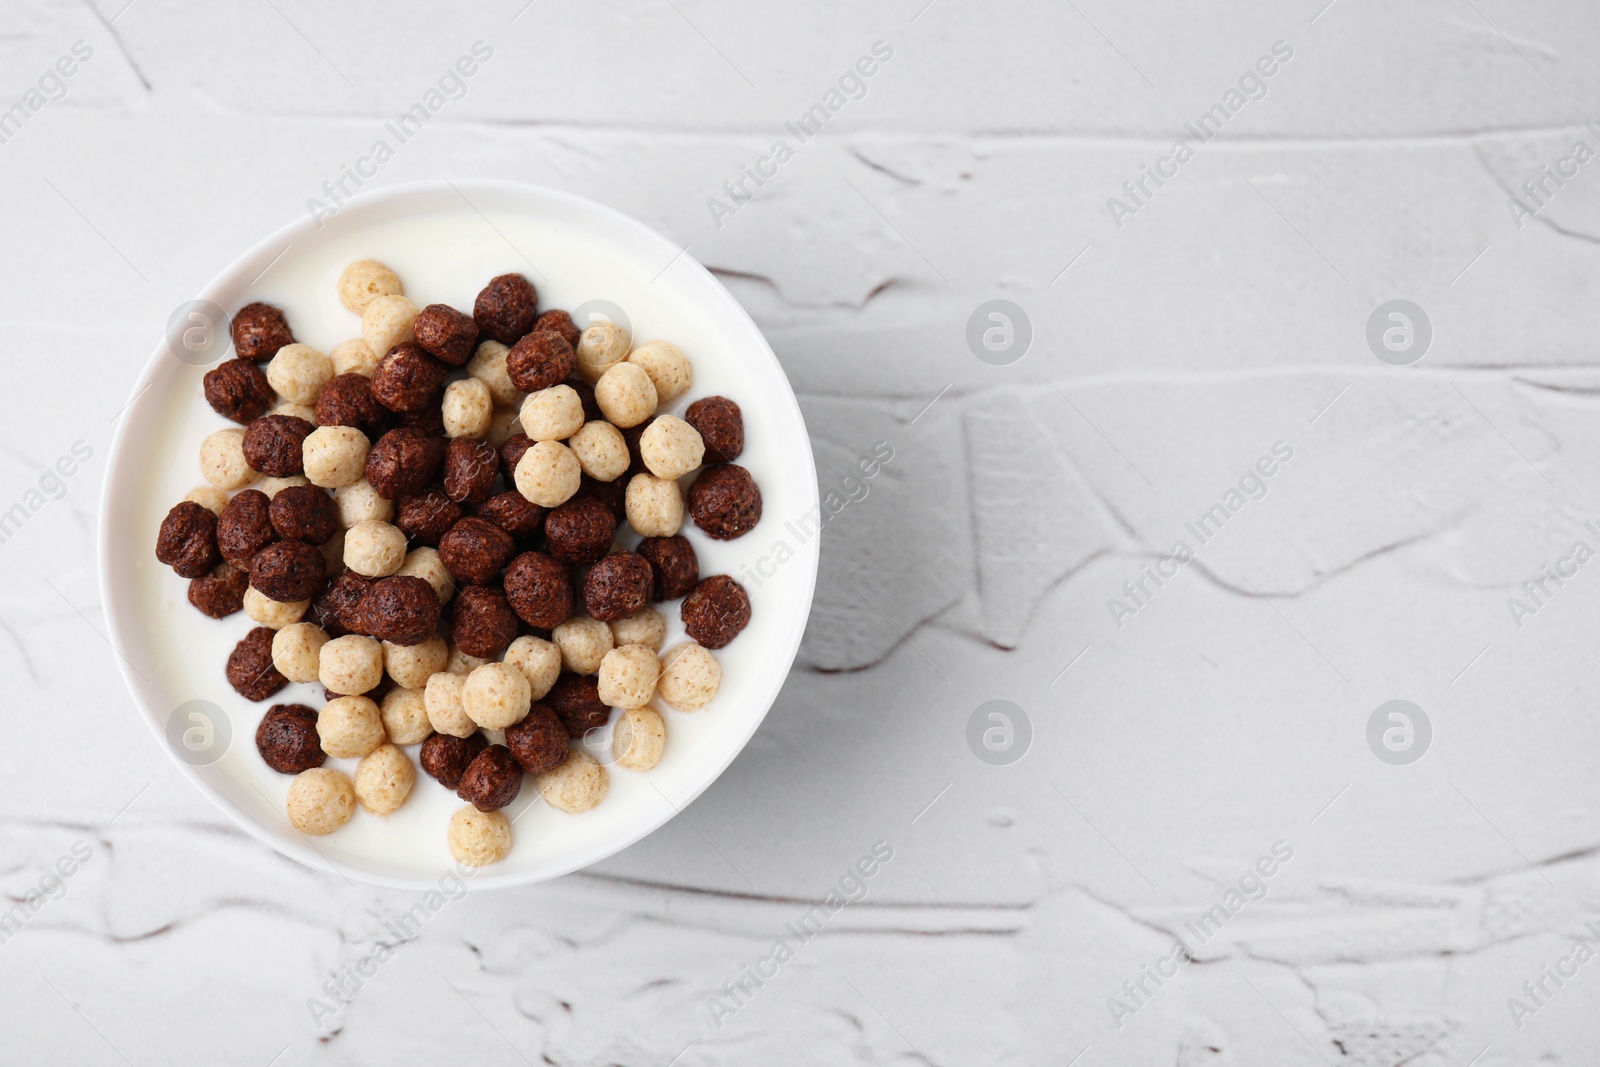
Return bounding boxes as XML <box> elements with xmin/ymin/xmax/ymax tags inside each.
<box><xmin>97</xmin><ymin>178</ymin><xmax>819</xmax><ymax>890</ymax></box>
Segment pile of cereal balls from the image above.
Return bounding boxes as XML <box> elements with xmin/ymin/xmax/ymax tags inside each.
<box><xmin>155</xmin><ymin>260</ymin><xmax>759</xmax><ymax>867</ymax></box>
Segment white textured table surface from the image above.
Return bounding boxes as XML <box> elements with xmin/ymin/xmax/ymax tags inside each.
<box><xmin>5</xmin><ymin>0</ymin><xmax>1600</xmax><ymax>1063</ymax></box>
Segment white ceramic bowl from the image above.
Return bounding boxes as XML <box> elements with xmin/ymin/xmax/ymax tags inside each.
<box><xmin>99</xmin><ymin>180</ymin><xmax>818</xmax><ymax>889</ymax></box>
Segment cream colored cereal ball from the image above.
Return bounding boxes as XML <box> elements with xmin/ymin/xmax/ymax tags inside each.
<box><xmin>485</xmin><ymin>406</ymin><xmax>525</xmax><ymax>448</ymax></box>
<box><xmin>334</xmin><ymin>479</ymin><xmax>393</xmax><ymax>528</ymax></box>
<box><xmin>576</xmin><ymin>321</ymin><xmax>631</xmax><ymax>383</ymax></box>
<box><xmin>598</xmin><ymin>644</ymin><xmax>660</xmax><ymax>710</ymax></box>
<box><xmin>657</xmin><ymin>642</ymin><xmax>721</xmax><ymax>710</ymax></box>
<box><xmin>424</xmin><ymin>671</ymin><xmax>476</xmax><ymax>738</ymax></box>
<box><xmin>185</xmin><ymin>485</ymin><xmax>229</xmax><ymax>515</ymax></box>
<box><xmin>513</xmin><ymin>440</ymin><xmax>581</xmax><ymax>508</ymax></box>
<box><xmin>258</xmin><ymin>474</ymin><xmax>310</xmax><ymax>499</ymax></box>
<box><xmin>338</xmin><ymin>259</ymin><xmax>403</xmax><ymax>314</ymax></box>
<box><xmin>361</xmin><ymin>294</ymin><xmax>418</xmax><ymax>357</ymax></box>
<box><xmin>625</xmin><ymin>473</ymin><xmax>684</xmax><ymax>538</ymax></box>
<box><xmin>398</xmin><ymin>546</ymin><xmax>455</xmax><ymax>604</ymax></box>
<box><xmin>503</xmin><ymin>636</ymin><xmax>561</xmax><ymax>700</ymax></box>
<box><xmin>303</xmin><ymin>425</ymin><xmax>371</xmax><ymax>489</ymax></box>
<box><xmin>286</xmin><ymin>768</ymin><xmax>355</xmax><ymax>835</ymax></box>
<box><xmin>243</xmin><ymin>585</ymin><xmax>308</xmax><ymax>629</ymax></box>
<box><xmin>519</xmin><ymin>385</ymin><xmax>585</xmax><ymax>443</ymax></box>
<box><xmin>354</xmin><ymin>743</ymin><xmax>415</xmax><ymax>815</ymax></box>
<box><xmin>639</xmin><ymin>415</ymin><xmax>705</xmax><ymax>481</ymax></box>
<box><xmin>320</xmin><ymin>530</ymin><xmax>345</xmax><ymax>572</ymax></box>
<box><xmin>567</xmin><ymin>420</ymin><xmax>629</xmax><ymax>482</ymax></box>
<box><xmin>594</xmin><ymin>362</ymin><xmax>658</xmax><ymax>429</ymax></box>
<box><xmin>613</xmin><ymin>706</ymin><xmax>666</xmax><ymax>771</ymax></box>
<box><xmin>553</xmin><ymin>614</ymin><xmax>614</xmax><ymax>675</ymax></box>
<box><xmin>443</xmin><ymin>377</ymin><xmax>493</xmax><ymax>439</ymax></box>
<box><xmin>536</xmin><ymin>749</ymin><xmax>608</xmax><ymax>814</ymax></box>
<box><xmin>320</xmin><ymin>634</ymin><xmax>384</xmax><ymax>696</ymax></box>
<box><xmin>273</xmin><ymin>401</ymin><xmax>317</xmax><ymax>423</ymax></box>
<box><xmin>380</xmin><ymin>686</ymin><xmax>433</xmax><ymax>745</ymax></box>
<box><xmin>466</xmin><ymin>340</ymin><xmax>519</xmax><ymax>406</ymax></box>
<box><xmin>200</xmin><ymin>429</ymin><xmax>256</xmax><ymax>490</ymax></box>
<box><xmin>447</xmin><ymin>644</ymin><xmax>489</xmax><ymax>675</ymax></box>
<box><xmin>627</xmin><ymin>341</ymin><xmax>692</xmax><ymax>405</ymax></box>
<box><xmin>447</xmin><ymin>806</ymin><xmax>512</xmax><ymax>867</ymax></box>
<box><xmin>317</xmin><ymin>696</ymin><xmax>385</xmax><ymax>759</ymax></box>
<box><xmin>344</xmin><ymin>519</ymin><xmax>406</xmax><ymax>577</ymax></box>
<box><xmin>271</xmin><ymin>622</ymin><xmax>329</xmax><ymax>684</ymax></box>
<box><xmin>609</xmin><ymin>606</ymin><xmax>666</xmax><ymax>652</ymax></box>
<box><xmin>329</xmin><ymin>337</ymin><xmax>381</xmax><ymax>377</ymax></box>
<box><xmin>462</xmin><ymin>662</ymin><xmax>532</xmax><ymax>730</ymax></box>
<box><xmin>383</xmin><ymin>635</ymin><xmax>448</xmax><ymax>690</ymax></box>
<box><xmin>267</xmin><ymin>343</ymin><xmax>332</xmax><ymax>405</ymax></box>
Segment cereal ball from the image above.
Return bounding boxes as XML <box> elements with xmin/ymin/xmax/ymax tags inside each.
<box><xmin>504</xmin><ymin>703</ymin><xmax>567</xmax><ymax>774</ymax></box>
<box><xmin>397</xmin><ymin>546</ymin><xmax>455</xmax><ymax>605</ymax></box>
<box><xmin>333</xmin><ymin>479</ymin><xmax>393</xmax><ymax>528</ymax></box>
<box><xmin>583</xmin><ymin>552</ymin><xmax>653</xmax><ymax>622</ymax></box>
<box><xmin>314</xmin><ymin>373</ymin><xmax>385</xmax><ymax>433</ymax></box>
<box><xmin>579</xmin><ymin>476</ymin><xmax>628</xmax><ymax>525</ymax></box>
<box><xmin>266</xmin><ymin>344</ymin><xmax>332</xmax><ymax>406</ymax></box>
<box><xmin>624</xmin><ymin>473</ymin><xmax>684</xmax><ymax>538</ymax></box>
<box><xmin>365</xmin><ymin>427</ymin><xmax>445</xmax><ymax>499</ymax></box>
<box><xmin>231</xmin><ymin>302</ymin><xmax>294</xmax><ymax>362</ymax></box>
<box><xmin>598</xmin><ymin>644</ymin><xmax>660</xmax><ymax>709</ymax></box>
<box><xmin>639</xmin><ymin>416</ymin><xmax>704</xmax><ymax>481</ymax></box>
<box><xmin>412</xmin><ymin>303</ymin><xmax>479</xmax><ymax>366</ymax></box>
<box><xmin>371</xmin><ymin>342</ymin><xmax>448</xmax><ymax>413</ymax></box>
<box><xmin>457</xmin><ymin>745</ymin><xmax>522</xmax><ymax>811</ymax></box>
<box><xmin>329</xmin><ymin>338</ymin><xmax>381</xmax><ymax>378</ymax></box>
<box><xmin>319</xmin><ymin>635</ymin><xmax>383</xmax><ymax>696</ymax></box>
<box><xmin>354</xmin><ymin>743</ymin><xmax>415</xmax><ymax>815</ymax></box>
<box><xmin>424</xmin><ymin>734</ymin><xmax>489</xmax><ymax>794</ymax></box>
<box><xmin>243</xmin><ymin>585</ymin><xmax>309</xmax><ymax>629</ymax></box>
<box><xmin>203</xmin><ymin>358</ymin><xmax>276</xmax><ymax>424</ymax></box>
<box><xmin>302</xmin><ymin>425</ymin><xmax>372</xmax><ymax>489</ymax></box>
<box><xmin>397</xmin><ymin>402</ymin><xmax>448</xmax><ymax>439</ymax></box>
<box><xmin>533</xmin><ymin>308</ymin><xmax>581</xmax><ymax>347</ymax></box>
<box><xmin>485</xmin><ymin>406</ymin><xmax>526</xmax><ymax>448</ymax></box>
<box><xmin>442</xmin><ymin>438</ymin><xmax>498</xmax><ymax>505</ymax></box>
<box><xmin>311</xmin><ymin>569</ymin><xmax>373</xmax><ymax>637</ymax></box>
<box><xmin>439</xmin><ymin>516</ymin><xmax>516</xmax><ymax>585</ymax></box>
<box><xmin>227</xmin><ymin>626</ymin><xmax>289</xmax><ymax>700</ymax></box>
<box><xmin>545</xmin><ymin>672</ymin><xmax>611</xmax><ymax>736</ymax></box>
<box><xmin>536</xmin><ymin>748</ymin><xmax>608</xmax><ymax>813</ymax></box>
<box><xmin>567</xmin><ymin>420</ymin><xmax>629</xmax><ymax>482</ymax></box>
<box><xmin>200</xmin><ymin>428</ymin><xmax>257</xmax><ymax>490</ymax></box>
<box><xmin>250</xmin><ymin>540</ymin><xmax>325</xmax><ymax>602</ymax></box>
<box><xmin>503</xmin><ymin>551</ymin><xmax>573</xmax><ymax>629</ymax></box>
<box><xmin>380</xmin><ymin>686</ymin><xmax>433</xmax><ymax>745</ymax></box>
<box><xmin>638</xmin><ymin>536</ymin><xmax>698</xmax><ymax>601</ymax></box>
<box><xmin>518</xmin><ymin>385</ymin><xmax>584</xmax><ymax>443</ymax></box>
<box><xmin>594</xmin><ymin>362</ymin><xmax>658</xmax><ymax>428</ymax></box>
<box><xmin>688</xmin><ymin>464</ymin><xmax>762</xmax><ymax>540</ymax></box>
<box><xmin>271</xmin><ymin>622</ymin><xmax>329</xmax><ymax>683</ymax></box>
<box><xmin>513</xmin><ymin>440</ymin><xmax>581</xmax><ymax>508</ymax></box>
<box><xmin>362</xmin><ymin>294</ymin><xmax>419</xmax><ymax>359</ymax></box>
<box><xmin>609</xmin><ymin>606</ymin><xmax>666</xmax><ymax>651</ymax></box>
<box><xmin>258</xmin><ymin>474</ymin><xmax>310</xmax><ymax>499</ymax></box>
<box><xmin>507</xmin><ymin>331</ymin><xmax>577</xmax><ymax>393</ymax></box>
<box><xmin>570</xmin><ymin>377</ymin><xmax>603</xmax><ymax>421</ymax></box>
<box><xmin>613</xmin><ymin>706</ymin><xmax>666</xmax><ymax>771</ymax></box>
<box><xmin>462</xmin><ymin>662</ymin><xmax>532</xmax><ymax>730</ymax></box>
<box><xmin>424</xmin><ymin>671</ymin><xmax>475</xmax><ymax>738</ymax></box>
<box><xmin>188</xmin><ymin>562</ymin><xmax>249</xmax><ymax>619</ymax></box>
<box><xmin>544</xmin><ymin>495</ymin><xmax>616</xmax><ymax>565</ymax></box>
<box><xmin>256</xmin><ymin>704</ymin><xmax>325</xmax><ymax>774</ymax></box>
<box><xmin>498</xmin><ymin>432</ymin><xmax>534</xmax><ymax>481</ymax></box>
<box><xmin>620</xmin><ymin>419</ymin><xmax>653</xmax><ymax>478</ymax></box>
<box><xmin>448</xmin><ymin>643</ymin><xmax>490</xmax><ymax>675</ymax></box>
<box><xmin>473</xmin><ymin>273</ymin><xmax>538</xmax><ymax>345</ymax></box>
<box><xmin>381</xmin><ymin>634</ymin><xmax>447</xmax><ymax>690</ymax></box>
<box><xmin>358</xmin><ymin>575</ymin><xmax>442</xmax><ymax>645</ymax></box>
<box><xmin>272</xmin><ymin>399</ymin><xmax>317</xmax><ymax>422</ymax></box>
<box><xmin>466</xmin><ymin>340</ymin><xmax>519</xmax><ymax>406</ymax></box>
<box><xmin>185</xmin><ymin>485</ymin><xmax>230</xmax><ymax>516</ymax></box>
<box><xmin>682</xmin><ymin>575</ymin><xmax>751</xmax><ymax>649</ymax></box>
<box><xmin>451</xmin><ymin>585</ymin><xmax>519</xmax><ymax>659</ymax></box>
<box><xmin>447</xmin><ymin>806</ymin><xmax>512</xmax><ymax>866</ymax></box>
<box><xmin>344</xmin><ymin>519</ymin><xmax>407</xmax><ymax>577</ymax></box>
<box><xmin>395</xmin><ymin>487</ymin><xmax>462</xmax><ymax>547</ymax></box>
<box><xmin>269</xmin><ymin>484</ymin><xmax>340</xmax><ymax>543</ymax></box>
<box><xmin>552</xmin><ymin>615</ymin><xmax>613</xmax><ymax>676</ymax></box>
<box><xmin>576</xmin><ymin>321</ymin><xmax>631</xmax><ymax>383</ymax></box>
<box><xmin>314</xmin><ymin>695</ymin><xmax>382</xmax><ymax>759</ymax></box>
<box><xmin>157</xmin><ymin>500</ymin><xmax>220</xmax><ymax>578</ymax></box>
<box><xmin>503</xmin><ymin>635</ymin><xmax>562</xmax><ymax>700</ymax></box>
<box><xmin>439</xmin><ymin>378</ymin><xmax>491</xmax><ymax>439</ymax></box>
<box><xmin>286</xmin><ymin>768</ymin><xmax>356</xmax><ymax>835</ymax></box>
<box><xmin>657</xmin><ymin>642</ymin><xmax>721</xmax><ymax>710</ymax></box>
<box><xmin>684</xmin><ymin>396</ymin><xmax>744</xmax><ymax>463</ymax></box>
<box><xmin>216</xmin><ymin>489</ymin><xmax>275</xmax><ymax>566</ymax></box>
<box><xmin>319</xmin><ymin>528</ymin><xmax>345</xmax><ymax>572</ymax></box>
<box><xmin>338</xmin><ymin>260</ymin><xmax>403</xmax><ymax>314</ymax></box>
<box><xmin>477</xmin><ymin>491</ymin><xmax>546</xmax><ymax>547</ymax></box>
<box><xmin>627</xmin><ymin>341</ymin><xmax>692</xmax><ymax>404</ymax></box>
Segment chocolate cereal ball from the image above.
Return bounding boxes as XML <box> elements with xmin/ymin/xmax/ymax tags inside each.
<box><xmin>421</xmin><ymin>731</ymin><xmax>489</xmax><ymax>790</ymax></box>
<box><xmin>545</xmin><ymin>672</ymin><xmax>610</xmax><ymax>738</ymax></box>
<box><xmin>255</xmin><ymin>704</ymin><xmax>326</xmax><ymax>774</ymax></box>
<box><xmin>476</xmin><ymin>491</ymin><xmax>546</xmax><ymax>547</ymax></box>
<box><xmin>503</xmin><ymin>551</ymin><xmax>574</xmax><ymax>629</ymax></box>
<box><xmin>439</xmin><ymin>516</ymin><xmax>516</xmax><ymax>585</ymax></box>
<box><xmin>242</xmin><ymin>415</ymin><xmax>315</xmax><ymax>478</ymax></box>
<box><xmin>397</xmin><ymin>402</ymin><xmax>447</xmax><ymax>440</ymax></box>
<box><xmin>312</xmin><ymin>569</ymin><xmax>373</xmax><ymax>637</ymax></box>
<box><xmin>568</xmin><ymin>376</ymin><xmax>604</xmax><ymax>422</ymax></box>
<box><xmin>543</xmin><ymin>495</ymin><xmax>615</xmax><ymax>566</ymax></box>
<box><xmin>451</xmin><ymin>585</ymin><xmax>519</xmax><ymax>658</ymax></box>
<box><xmin>357</xmin><ymin>575</ymin><xmax>441</xmax><ymax>645</ymax></box>
<box><xmin>371</xmin><ymin>343</ymin><xmax>449</xmax><ymax>413</ymax></box>
<box><xmin>688</xmin><ymin>464</ymin><xmax>762</xmax><ymax>540</ymax></box>
<box><xmin>443</xmin><ymin>438</ymin><xmax>498</xmax><ymax>505</ymax></box>
<box><xmin>533</xmin><ymin>309</ymin><xmax>581</xmax><ymax>347</ymax></box>
<box><xmin>157</xmin><ymin>500</ymin><xmax>220</xmax><ymax>578</ymax></box>
<box><xmin>231</xmin><ymin>302</ymin><xmax>294</xmax><ymax>363</ymax></box>
<box><xmin>269</xmin><ymin>484</ymin><xmax>340</xmax><ymax>544</ymax></box>
<box><xmin>506</xmin><ymin>331</ymin><xmax>577</xmax><ymax>393</ymax></box>
<box><xmin>217</xmin><ymin>489</ymin><xmax>276</xmax><ymax>567</ymax></box>
<box><xmin>366</xmin><ymin>427</ymin><xmax>446</xmax><ymax>499</ymax></box>
<box><xmin>504</xmin><ymin>703</ymin><xmax>568</xmax><ymax>775</ymax></box>
<box><xmin>249</xmin><ymin>540</ymin><xmax>326</xmax><ymax>602</ymax></box>
<box><xmin>583</xmin><ymin>552</ymin><xmax>653</xmax><ymax>622</ymax></box>
<box><xmin>457</xmin><ymin>744</ymin><xmax>522</xmax><ymax>811</ymax></box>
<box><xmin>394</xmin><ymin>487</ymin><xmax>462</xmax><ymax>547</ymax></box>
<box><xmin>412</xmin><ymin>303</ymin><xmax>480</xmax><ymax>366</ymax></box>
<box><xmin>314</xmin><ymin>373</ymin><xmax>386</xmax><ymax>433</ymax></box>
<box><xmin>638</xmin><ymin>535</ymin><xmax>698</xmax><ymax>601</ymax></box>
<box><xmin>203</xmin><ymin>358</ymin><xmax>276</xmax><ymax>424</ymax></box>
<box><xmin>227</xmin><ymin>626</ymin><xmax>289</xmax><ymax>701</ymax></box>
<box><xmin>681</xmin><ymin>575</ymin><xmax>751</xmax><ymax>649</ymax></box>
<box><xmin>498</xmin><ymin>432</ymin><xmax>534</xmax><ymax>482</ymax></box>
<box><xmin>188</xmin><ymin>563</ymin><xmax>248</xmax><ymax>618</ymax></box>
<box><xmin>579</xmin><ymin>475</ymin><xmax>628</xmax><ymax>525</ymax></box>
<box><xmin>473</xmin><ymin>273</ymin><xmax>538</xmax><ymax>345</ymax></box>
<box><xmin>684</xmin><ymin>396</ymin><xmax>743</xmax><ymax>463</ymax></box>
